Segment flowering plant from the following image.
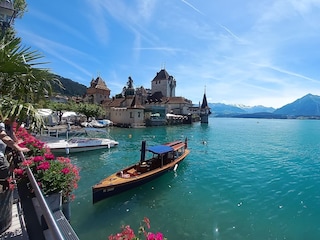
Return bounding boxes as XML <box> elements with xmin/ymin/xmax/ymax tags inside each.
<box><xmin>109</xmin><ymin>217</ymin><xmax>166</xmax><ymax>240</ymax></box>
<box><xmin>14</xmin><ymin>125</ymin><xmax>46</xmax><ymax>158</ymax></box>
<box><xmin>13</xmin><ymin>126</ymin><xmax>80</xmax><ymax>202</ymax></box>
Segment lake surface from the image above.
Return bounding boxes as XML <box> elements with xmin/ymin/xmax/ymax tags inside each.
<box><xmin>67</xmin><ymin>118</ymin><xmax>320</xmax><ymax>240</ymax></box>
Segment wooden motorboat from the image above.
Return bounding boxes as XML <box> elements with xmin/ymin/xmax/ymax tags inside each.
<box><xmin>92</xmin><ymin>138</ymin><xmax>190</xmax><ymax>204</ymax></box>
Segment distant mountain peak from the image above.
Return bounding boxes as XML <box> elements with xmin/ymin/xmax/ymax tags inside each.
<box><xmin>208</xmin><ymin>103</ymin><xmax>275</xmax><ymax>115</ymax></box>
<box><xmin>274</xmin><ymin>94</ymin><xmax>320</xmax><ymax>116</ymax></box>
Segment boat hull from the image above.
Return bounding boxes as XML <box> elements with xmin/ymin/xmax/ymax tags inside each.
<box><xmin>50</xmin><ymin>144</ymin><xmax>117</xmax><ymax>154</ymax></box>
<box><xmin>93</xmin><ymin>167</ymin><xmax>168</xmax><ymax>204</ymax></box>
<box><xmin>92</xmin><ymin>148</ymin><xmax>189</xmax><ymax>204</ymax></box>
<box><xmin>45</xmin><ymin>138</ymin><xmax>119</xmax><ymax>154</ymax></box>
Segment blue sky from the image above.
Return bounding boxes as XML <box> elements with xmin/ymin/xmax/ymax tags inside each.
<box><xmin>15</xmin><ymin>0</ymin><xmax>320</xmax><ymax>108</ymax></box>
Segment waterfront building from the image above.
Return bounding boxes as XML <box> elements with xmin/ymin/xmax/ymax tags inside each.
<box><xmin>108</xmin><ymin>96</ymin><xmax>145</xmax><ymax>128</ymax></box>
<box><xmin>144</xmin><ymin>96</ymin><xmax>193</xmax><ymax>126</ymax></box>
<box><xmin>89</xmin><ymin>69</ymin><xmax>204</xmax><ymax>127</ymax></box>
<box><xmin>103</xmin><ymin>77</ymin><xmax>145</xmax><ymax>128</ymax></box>
<box><xmin>151</xmin><ymin>69</ymin><xmax>176</xmax><ymax>97</ymax></box>
<box><xmin>84</xmin><ymin>76</ymin><xmax>111</xmax><ymax>104</ymax></box>
<box><xmin>144</xmin><ymin>71</ymin><xmax>193</xmax><ymax>125</ymax></box>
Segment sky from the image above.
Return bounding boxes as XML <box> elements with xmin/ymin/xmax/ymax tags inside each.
<box><xmin>14</xmin><ymin>0</ymin><xmax>320</xmax><ymax>108</ymax></box>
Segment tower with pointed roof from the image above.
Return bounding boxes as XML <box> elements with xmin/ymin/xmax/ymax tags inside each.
<box><xmin>151</xmin><ymin>68</ymin><xmax>176</xmax><ymax>97</ymax></box>
<box><xmin>85</xmin><ymin>76</ymin><xmax>110</xmax><ymax>104</ymax></box>
<box><xmin>200</xmin><ymin>89</ymin><xmax>211</xmax><ymax>123</ymax></box>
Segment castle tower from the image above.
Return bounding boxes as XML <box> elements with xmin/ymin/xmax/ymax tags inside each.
<box><xmin>151</xmin><ymin>68</ymin><xmax>176</xmax><ymax>97</ymax></box>
<box><xmin>85</xmin><ymin>76</ymin><xmax>110</xmax><ymax>104</ymax></box>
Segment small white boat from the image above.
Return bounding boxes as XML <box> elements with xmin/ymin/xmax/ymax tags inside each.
<box><xmin>44</xmin><ymin>127</ymin><xmax>118</xmax><ymax>154</ymax></box>
<box><xmin>45</xmin><ymin>137</ymin><xmax>119</xmax><ymax>154</ymax></box>
<box><xmin>80</xmin><ymin>119</ymin><xmax>113</xmax><ymax>128</ymax></box>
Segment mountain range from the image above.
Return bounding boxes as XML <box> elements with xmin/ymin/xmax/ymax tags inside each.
<box><xmin>53</xmin><ymin>75</ymin><xmax>320</xmax><ymax>119</ymax></box>
<box><xmin>210</xmin><ymin>94</ymin><xmax>320</xmax><ymax>119</ymax></box>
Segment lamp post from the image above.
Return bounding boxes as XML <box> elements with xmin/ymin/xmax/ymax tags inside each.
<box><xmin>0</xmin><ymin>0</ymin><xmax>15</xmax><ymax>39</ymax></box>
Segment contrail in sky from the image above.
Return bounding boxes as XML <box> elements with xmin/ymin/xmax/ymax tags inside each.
<box><xmin>181</xmin><ymin>0</ymin><xmax>205</xmax><ymax>16</ymax></box>
<box><xmin>256</xmin><ymin>63</ymin><xmax>319</xmax><ymax>83</ymax></box>
<box><xmin>219</xmin><ymin>24</ymin><xmax>243</xmax><ymax>42</ymax></box>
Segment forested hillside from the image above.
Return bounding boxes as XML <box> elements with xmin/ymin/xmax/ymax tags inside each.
<box><xmin>52</xmin><ymin>74</ymin><xmax>87</xmax><ymax>96</ymax></box>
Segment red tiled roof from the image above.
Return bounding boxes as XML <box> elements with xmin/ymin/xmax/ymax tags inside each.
<box><xmin>163</xmin><ymin>97</ymin><xmax>191</xmax><ymax>104</ymax></box>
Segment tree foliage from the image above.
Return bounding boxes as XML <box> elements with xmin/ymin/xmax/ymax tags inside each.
<box><xmin>0</xmin><ymin>96</ymin><xmax>44</xmax><ymax>129</ymax></box>
<box><xmin>0</xmin><ymin>37</ymin><xmax>62</xmax><ymax>129</ymax></box>
<box><xmin>0</xmin><ymin>38</ymin><xmax>61</xmax><ymax>102</ymax></box>
<box><xmin>45</xmin><ymin>102</ymin><xmax>106</xmax><ymax>121</ymax></box>
<box><xmin>76</xmin><ymin>103</ymin><xmax>105</xmax><ymax>121</ymax></box>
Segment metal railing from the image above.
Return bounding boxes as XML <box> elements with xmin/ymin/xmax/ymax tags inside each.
<box><xmin>19</xmin><ymin>152</ymin><xmax>78</xmax><ymax>240</ymax></box>
<box><xmin>25</xmin><ymin>166</ymin><xmax>65</xmax><ymax>240</ymax></box>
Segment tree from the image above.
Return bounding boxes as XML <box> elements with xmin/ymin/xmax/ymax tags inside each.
<box><xmin>0</xmin><ymin>37</ymin><xmax>62</xmax><ymax>129</ymax></box>
<box><xmin>76</xmin><ymin>103</ymin><xmax>105</xmax><ymax>121</ymax></box>
<box><xmin>0</xmin><ymin>38</ymin><xmax>60</xmax><ymax>102</ymax></box>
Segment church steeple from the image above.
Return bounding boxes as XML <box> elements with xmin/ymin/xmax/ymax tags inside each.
<box><xmin>200</xmin><ymin>87</ymin><xmax>211</xmax><ymax>123</ymax></box>
<box><xmin>201</xmin><ymin>89</ymin><xmax>208</xmax><ymax>109</ymax></box>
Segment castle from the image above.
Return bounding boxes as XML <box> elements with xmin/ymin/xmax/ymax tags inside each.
<box><xmin>83</xmin><ymin>68</ymin><xmax>210</xmax><ymax>127</ymax></box>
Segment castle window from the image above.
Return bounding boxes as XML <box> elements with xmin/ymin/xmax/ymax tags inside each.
<box><xmin>138</xmin><ymin>112</ymin><xmax>141</xmax><ymax>118</ymax></box>
<box><xmin>130</xmin><ymin>112</ymin><xmax>133</xmax><ymax>118</ymax></box>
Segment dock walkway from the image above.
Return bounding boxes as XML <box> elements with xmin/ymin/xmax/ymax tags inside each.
<box><xmin>0</xmin><ymin>189</ymin><xmax>29</xmax><ymax>240</ymax></box>
<box><xmin>1</xmin><ymin>186</ymin><xmax>79</xmax><ymax>240</ymax></box>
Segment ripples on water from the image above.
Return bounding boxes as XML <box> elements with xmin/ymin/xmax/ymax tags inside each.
<box><xmin>69</xmin><ymin>118</ymin><xmax>320</xmax><ymax>240</ymax></box>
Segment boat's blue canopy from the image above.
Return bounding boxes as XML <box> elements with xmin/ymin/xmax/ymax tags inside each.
<box><xmin>147</xmin><ymin>145</ymin><xmax>174</xmax><ymax>154</ymax></box>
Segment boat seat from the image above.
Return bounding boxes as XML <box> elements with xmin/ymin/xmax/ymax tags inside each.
<box><xmin>137</xmin><ymin>163</ymin><xmax>150</xmax><ymax>173</ymax></box>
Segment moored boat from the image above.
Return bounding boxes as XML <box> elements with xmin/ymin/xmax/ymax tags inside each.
<box><xmin>92</xmin><ymin>138</ymin><xmax>190</xmax><ymax>204</ymax></box>
<box><xmin>45</xmin><ymin>137</ymin><xmax>119</xmax><ymax>154</ymax></box>
<box><xmin>44</xmin><ymin>126</ymin><xmax>119</xmax><ymax>154</ymax></box>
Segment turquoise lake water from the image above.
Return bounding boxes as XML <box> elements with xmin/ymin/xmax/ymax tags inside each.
<box><xmin>67</xmin><ymin>118</ymin><xmax>320</xmax><ymax>240</ymax></box>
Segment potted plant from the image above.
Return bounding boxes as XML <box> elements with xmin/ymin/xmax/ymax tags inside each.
<box><xmin>13</xmin><ymin>125</ymin><xmax>80</xmax><ymax>218</ymax></box>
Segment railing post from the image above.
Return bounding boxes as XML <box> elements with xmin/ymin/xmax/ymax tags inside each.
<box><xmin>25</xmin><ymin>167</ymin><xmax>64</xmax><ymax>240</ymax></box>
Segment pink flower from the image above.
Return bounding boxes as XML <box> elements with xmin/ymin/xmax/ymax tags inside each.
<box><xmin>109</xmin><ymin>225</ymin><xmax>136</xmax><ymax>240</ymax></box>
<box><xmin>14</xmin><ymin>168</ymin><xmax>24</xmax><ymax>175</ymax></box>
<box><xmin>147</xmin><ymin>232</ymin><xmax>164</xmax><ymax>240</ymax></box>
<box><xmin>44</xmin><ymin>153</ymin><xmax>55</xmax><ymax>160</ymax></box>
<box><xmin>144</xmin><ymin>217</ymin><xmax>151</xmax><ymax>229</ymax></box>
<box><xmin>122</xmin><ymin>225</ymin><xmax>135</xmax><ymax>239</ymax></box>
<box><xmin>61</xmin><ymin>167</ymin><xmax>70</xmax><ymax>174</ymax></box>
<box><xmin>57</xmin><ymin>156</ymin><xmax>71</xmax><ymax>164</ymax></box>
<box><xmin>37</xmin><ymin>161</ymin><xmax>50</xmax><ymax>170</ymax></box>
<box><xmin>33</xmin><ymin>156</ymin><xmax>44</xmax><ymax>162</ymax></box>
<box><xmin>109</xmin><ymin>218</ymin><xmax>165</xmax><ymax>240</ymax></box>
<box><xmin>22</xmin><ymin>160</ymin><xmax>33</xmax><ymax>166</ymax></box>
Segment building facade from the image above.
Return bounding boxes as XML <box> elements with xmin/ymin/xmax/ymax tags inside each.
<box><xmin>88</xmin><ymin>69</ymin><xmax>203</xmax><ymax>127</ymax></box>
<box><xmin>151</xmin><ymin>69</ymin><xmax>176</xmax><ymax>97</ymax></box>
<box><xmin>104</xmin><ymin>77</ymin><xmax>145</xmax><ymax>128</ymax></box>
<box><xmin>84</xmin><ymin>76</ymin><xmax>110</xmax><ymax>104</ymax></box>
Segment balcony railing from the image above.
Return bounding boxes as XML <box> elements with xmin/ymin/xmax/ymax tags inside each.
<box><xmin>20</xmin><ymin>152</ymin><xmax>79</xmax><ymax>240</ymax></box>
